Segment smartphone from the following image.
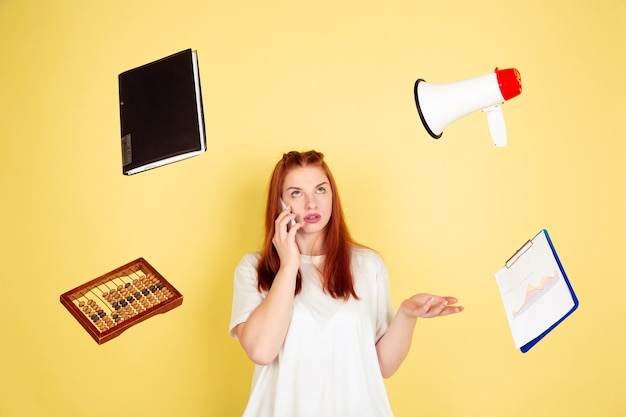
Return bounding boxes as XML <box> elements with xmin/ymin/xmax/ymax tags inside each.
<box><xmin>280</xmin><ymin>199</ymin><xmax>297</xmax><ymax>229</ymax></box>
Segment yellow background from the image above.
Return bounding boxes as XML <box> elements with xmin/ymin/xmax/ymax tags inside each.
<box><xmin>1</xmin><ymin>1</ymin><xmax>625</xmax><ymax>416</ymax></box>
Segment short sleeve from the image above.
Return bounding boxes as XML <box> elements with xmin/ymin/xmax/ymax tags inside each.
<box><xmin>229</xmin><ymin>252</ymin><xmax>265</xmax><ymax>338</ymax></box>
<box><xmin>374</xmin><ymin>254</ymin><xmax>394</xmax><ymax>342</ymax></box>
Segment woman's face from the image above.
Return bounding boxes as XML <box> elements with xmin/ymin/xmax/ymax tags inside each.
<box><xmin>282</xmin><ymin>165</ymin><xmax>333</xmax><ymax>235</ymax></box>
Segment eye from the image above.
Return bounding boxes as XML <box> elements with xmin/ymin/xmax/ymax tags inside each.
<box><xmin>290</xmin><ymin>190</ymin><xmax>302</xmax><ymax>198</ymax></box>
<box><xmin>316</xmin><ymin>186</ymin><xmax>326</xmax><ymax>194</ymax></box>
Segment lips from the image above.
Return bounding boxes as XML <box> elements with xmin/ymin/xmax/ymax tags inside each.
<box><xmin>303</xmin><ymin>214</ymin><xmax>321</xmax><ymax>223</ymax></box>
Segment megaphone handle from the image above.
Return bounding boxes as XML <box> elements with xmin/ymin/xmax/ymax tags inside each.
<box><xmin>484</xmin><ymin>105</ymin><xmax>507</xmax><ymax>147</ymax></box>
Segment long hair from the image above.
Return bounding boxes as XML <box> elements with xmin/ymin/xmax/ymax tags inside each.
<box><xmin>257</xmin><ymin>150</ymin><xmax>359</xmax><ymax>300</ymax></box>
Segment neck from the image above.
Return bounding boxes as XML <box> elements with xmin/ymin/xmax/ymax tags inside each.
<box><xmin>296</xmin><ymin>232</ymin><xmax>326</xmax><ymax>256</ymax></box>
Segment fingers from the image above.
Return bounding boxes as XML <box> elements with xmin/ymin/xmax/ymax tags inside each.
<box><xmin>414</xmin><ymin>295</ymin><xmax>463</xmax><ymax>318</ymax></box>
<box><xmin>425</xmin><ymin>297</ymin><xmax>448</xmax><ymax>316</ymax></box>
<box><xmin>275</xmin><ymin>206</ymin><xmax>297</xmax><ymax>234</ymax></box>
<box><xmin>443</xmin><ymin>296</ymin><xmax>458</xmax><ymax>305</ymax></box>
<box><xmin>272</xmin><ymin>207</ymin><xmax>302</xmax><ymax>260</ymax></box>
<box><xmin>438</xmin><ymin>304</ymin><xmax>464</xmax><ymax>316</ymax></box>
<box><xmin>433</xmin><ymin>297</ymin><xmax>463</xmax><ymax>316</ymax></box>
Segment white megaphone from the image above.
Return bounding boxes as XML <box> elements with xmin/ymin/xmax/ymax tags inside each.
<box><xmin>414</xmin><ymin>68</ymin><xmax>522</xmax><ymax>147</ymax></box>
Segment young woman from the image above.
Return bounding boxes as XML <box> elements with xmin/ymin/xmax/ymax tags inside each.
<box><xmin>229</xmin><ymin>150</ymin><xmax>463</xmax><ymax>416</ymax></box>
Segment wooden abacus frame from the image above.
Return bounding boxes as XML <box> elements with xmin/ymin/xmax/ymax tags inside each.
<box><xmin>60</xmin><ymin>258</ymin><xmax>183</xmax><ymax>344</ymax></box>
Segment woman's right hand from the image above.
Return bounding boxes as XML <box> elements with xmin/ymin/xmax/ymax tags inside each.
<box><xmin>272</xmin><ymin>205</ymin><xmax>302</xmax><ymax>270</ymax></box>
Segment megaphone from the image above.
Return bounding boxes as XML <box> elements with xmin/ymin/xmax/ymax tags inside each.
<box><xmin>414</xmin><ymin>68</ymin><xmax>522</xmax><ymax>147</ymax></box>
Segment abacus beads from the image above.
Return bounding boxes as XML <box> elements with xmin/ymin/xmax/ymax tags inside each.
<box><xmin>60</xmin><ymin>258</ymin><xmax>183</xmax><ymax>344</ymax></box>
<box><xmin>74</xmin><ymin>269</ymin><xmax>175</xmax><ymax>334</ymax></box>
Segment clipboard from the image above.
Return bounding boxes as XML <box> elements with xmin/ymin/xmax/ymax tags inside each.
<box><xmin>495</xmin><ymin>229</ymin><xmax>578</xmax><ymax>353</ymax></box>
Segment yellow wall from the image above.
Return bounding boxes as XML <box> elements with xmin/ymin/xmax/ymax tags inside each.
<box><xmin>1</xmin><ymin>1</ymin><xmax>624</xmax><ymax>416</ymax></box>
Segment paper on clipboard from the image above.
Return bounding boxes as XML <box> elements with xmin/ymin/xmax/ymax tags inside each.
<box><xmin>495</xmin><ymin>229</ymin><xmax>578</xmax><ymax>352</ymax></box>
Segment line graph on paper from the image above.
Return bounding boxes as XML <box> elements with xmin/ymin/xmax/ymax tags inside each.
<box><xmin>511</xmin><ymin>268</ymin><xmax>561</xmax><ymax>318</ymax></box>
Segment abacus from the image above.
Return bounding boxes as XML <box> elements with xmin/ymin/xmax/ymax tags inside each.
<box><xmin>60</xmin><ymin>258</ymin><xmax>183</xmax><ymax>344</ymax></box>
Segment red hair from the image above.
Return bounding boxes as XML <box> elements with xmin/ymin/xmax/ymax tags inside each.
<box><xmin>257</xmin><ymin>150</ymin><xmax>359</xmax><ymax>300</ymax></box>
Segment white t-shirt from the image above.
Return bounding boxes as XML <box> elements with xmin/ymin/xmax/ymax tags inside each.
<box><xmin>229</xmin><ymin>246</ymin><xmax>395</xmax><ymax>417</ymax></box>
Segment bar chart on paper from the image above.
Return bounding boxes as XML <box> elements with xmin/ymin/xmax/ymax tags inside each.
<box><xmin>495</xmin><ymin>230</ymin><xmax>578</xmax><ymax>352</ymax></box>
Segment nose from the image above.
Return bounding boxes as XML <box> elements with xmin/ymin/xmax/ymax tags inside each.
<box><xmin>305</xmin><ymin>194</ymin><xmax>317</xmax><ymax>210</ymax></box>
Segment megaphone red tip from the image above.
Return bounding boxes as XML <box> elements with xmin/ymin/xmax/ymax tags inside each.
<box><xmin>495</xmin><ymin>68</ymin><xmax>522</xmax><ymax>101</ymax></box>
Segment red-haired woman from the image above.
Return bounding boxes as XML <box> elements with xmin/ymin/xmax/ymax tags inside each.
<box><xmin>230</xmin><ymin>150</ymin><xmax>463</xmax><ymax>416</ymax></box>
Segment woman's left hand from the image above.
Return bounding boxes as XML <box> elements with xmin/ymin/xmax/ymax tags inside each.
<box><xmin>399</xmin><ymin>294</ymin><xmax>464</xmax><ymax>319</ymax></box>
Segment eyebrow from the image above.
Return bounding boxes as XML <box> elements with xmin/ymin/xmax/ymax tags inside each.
<box><xmin>286</xmin><ymin>181</ymin><xmax>329</xmax><ymax>191</ymax></box>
